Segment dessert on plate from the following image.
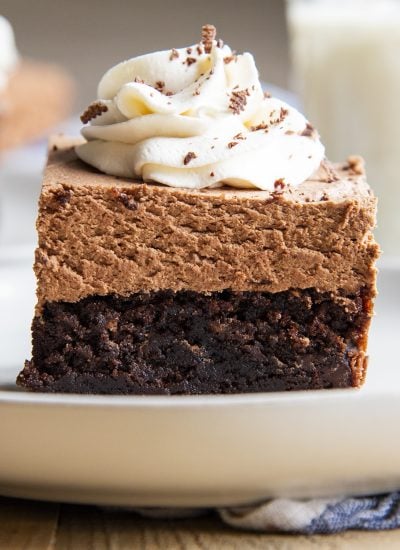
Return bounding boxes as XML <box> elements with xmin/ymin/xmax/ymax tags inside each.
<box><xmin>0</xmin><ymin>15</ymin><xmax>74</xmax><ymax>151</ymax></box>
<box><xmin>17</xmin><ymin>25</ymin><xmax>379</xmax><ymax>394</ymax></box>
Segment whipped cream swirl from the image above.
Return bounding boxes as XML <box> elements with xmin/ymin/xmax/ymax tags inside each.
<box><xmin>0</xmin><ymin>16</ymin><xmax>18</xmax><ymax>93</ymax></box>
<box><xmin>77</xmin><ymin>26</ymin><xmax>324</xmax><ymax>190</ymax></box>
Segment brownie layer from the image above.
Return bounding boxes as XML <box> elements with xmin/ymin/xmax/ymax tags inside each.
<box><xmin>33</xmin><ymin>138</ymin><xmax>378</xmax><ymax>312</ymax></box>
<box><xmin>18</xmin><ymin>287</ymin><xmax>373</xmax><ymax>395</ymax></box>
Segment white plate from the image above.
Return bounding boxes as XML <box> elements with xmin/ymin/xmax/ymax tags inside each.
<box><xmin>0</xmin><ymin>262</ymin><xmax>399</xmax><ymax>508</ymax></box>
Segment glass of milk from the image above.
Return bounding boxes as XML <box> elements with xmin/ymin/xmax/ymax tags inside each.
<box><xmin>287</xmin><ymin>0</ymin><xmax>400</xmax><ymax>259</ymax></box>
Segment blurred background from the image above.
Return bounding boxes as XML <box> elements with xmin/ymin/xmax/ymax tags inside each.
<box><xmin>1</xmin><ymin>0</ymin><xmax>289</xmax><ymax>111</ymax></box>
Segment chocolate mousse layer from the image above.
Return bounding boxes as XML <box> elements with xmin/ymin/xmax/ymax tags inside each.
<box><xmin>34</xmin><ymin>137</ymin><xmax>377</xmax><ymax>311</ymax></box>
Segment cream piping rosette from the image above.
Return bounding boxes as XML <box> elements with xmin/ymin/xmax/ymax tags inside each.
<box><xmin>76</xmin><ymin>25</ymin><xmax>324</xmax><ymax>191</ymax></box>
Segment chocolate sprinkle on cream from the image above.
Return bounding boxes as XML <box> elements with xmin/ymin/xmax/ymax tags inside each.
<box><xmin>155</xmin><ymin>81</ymin><xmax>165</xmax><ymax>92</ymax></box>
<box><xmin>271</xmin><ymin>107</ymin><xmax>289</xmax><ymax>126</ymax></box>
<box><xmin>224</xmin><ymin>55</ymin><xmax>237</xmax><ymax>64</ymax></box>
<box><xmin>229</xmin><ymin>89</ymin><xmax>249</xmax><ymax>114</ymax></box>
<box><xmin>251</xmin><ymin>122</ymin><xmax>268</xmax><ymax>132</ymax></box>
<box><xmin>183</xmin><ymin>151</ymin><xmax>197</xmax><ymax>165</ymax></box>
<box><xmin>80</xmin><ymin>101</ymin><xmax>108</xmax><ymax>124</ymax></box>
<box><xmin>201</xmin><ymin>24</ymin><xmax>217</xmax><ymax>54</ymax></box>
<box><xmin>301</xmin><ymin>122</ymin><xmax>317</xmax><ymax>138</ymax></box>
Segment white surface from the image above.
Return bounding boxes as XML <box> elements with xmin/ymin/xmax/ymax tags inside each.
<box><xmin>0</xmin><ymin>113</ymin><xmax>400</xmax><ymax>508</ymax></box>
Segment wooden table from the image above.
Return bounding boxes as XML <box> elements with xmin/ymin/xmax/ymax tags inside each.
<box><xmin>2</xmin><ymin>496</ymin><xmax>400</xmax><ymax>549</ymax></box>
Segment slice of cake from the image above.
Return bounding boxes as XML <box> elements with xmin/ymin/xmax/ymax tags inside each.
<box><xmin>17</xmin><ymin>25</ymin><xmax>379</xmax><ymax>394</ymax></box>
<box><xmin>0</xmin><ymin>16</ymin><xmax>74</xmax><ymax>150</ymax></box>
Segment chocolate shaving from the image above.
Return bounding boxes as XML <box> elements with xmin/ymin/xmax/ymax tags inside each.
<box><xmin>119</xmin><ymin>193</ymin><xmax>138</xmax><ymax>211</ymax></box>
<box><xmin>197</xmin><ymin>45</ymin><xmax>204</xmax><ymax>55</ymax></box>
<box><xmin>185</xmin><ymin>57</ymin><xmax>197</xmax><ymax>66</ymax></box>
<box><xmin>229</xmin><ymin>89</ymin><xmax>249</xmax><ymax>114</ymax></box>
<box><xmin>134</xmin><ymin>77</ymin><xmax>145</xmax><ymax>84</ymax></box>
<box><xmin>251</xmin><ymin>122</ymin><xmax>268</xmax><ymax>132</ymax></box>
<box><xmin>183</xmin><ymin>151</ymin><xmax>197</xmax><ymax>165</ymax></box>
<box><xmin>216</xmin><ymin>39</ymin><xmax>224</xmax><ymax>48</ymax></box>
<box><xmin>210</xmin><ymin>171</ymin><xmax>215</xmax><ymax>177</ymax></box>
<box><xmin>155</xmin><ymin>80</ymin><xmax>165</xmax><ymax>92</ymax></box>
<box><xmin>201</xmin><ymin>24</ymin><xmax>217</xmax><ymax>53</ymax></box>
<box><xmin>53</xmin><ymin>188</ymin><xmax>72</xmax><ymax>207</ymax></box>
<box><xmin>271</xmin><ymin>107</ymin><xmax>289</xmax><ymax>126</ymax></box>
<box><xmin>233</xmin><ymin>132</ymin><xmax>245</xmax><ymax>140</ymax></box>
<box><xmin>274</xmin><ymin>178</ymin><xmax>286</xmax><ymax>191</ymax></box>
<box><xmin>301</xmin><ymin>122</ymin><xmax>317</xmax><ymax>138</ymax></box>
<box><xmin>170</xmin><ymin>48</ymin><xmax>179</xmax><ymax>60</ymax></box>
<box><xmin>321</xmin><ymin>159</ymin><xmax>340</xmax><ymax>183</ymax></box>
<box><xmin>347</xmin><ymin>155</ymin><xmax>365</xmax><ymax>175</ymax></box>
<box><xmin>80</xmin><ymin>101</ymin><xmax>108</xmax><ymax>124</ymax></box>
<box><xmin>285</xmin><ymin>130</ymin><xmax>295</xmax><ymax>135</ymax></box>
<box><xmin>224</xmin><ymin>55</ymin><xmax>237</xmax><ymax>64</ymax></box>
<box><xmin>186</xmin><ymin>47</ymin><xmax>192</xmax><ymax>54</ymax></box>
<box><xmin>228</xmin><ymin>141</ymin><xmax>238</xmax><ymax>148</ymax></box>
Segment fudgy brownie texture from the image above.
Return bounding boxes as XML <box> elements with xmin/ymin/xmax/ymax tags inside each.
<box><xmin>18</xmin><ymin>287</ymin><xmax>373</xmax><ymax>394</ymax></box>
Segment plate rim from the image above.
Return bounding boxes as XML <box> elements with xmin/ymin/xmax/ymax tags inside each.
<box><xmin>1</xmin><ymin>384</ymin><xmax>399</xmax><ymax>408</ymax></box>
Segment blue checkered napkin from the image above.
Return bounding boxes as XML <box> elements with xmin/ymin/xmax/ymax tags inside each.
<box><xmin>219</xmin><ymin>492</ymin><xmax>400</xmax><ymax>534</ymax></box>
